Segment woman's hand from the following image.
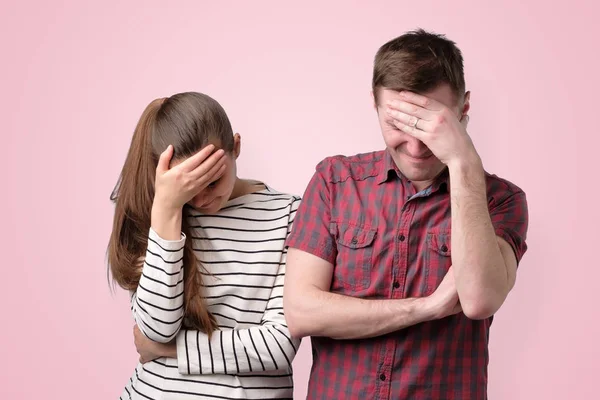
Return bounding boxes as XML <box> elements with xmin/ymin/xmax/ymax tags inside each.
<box><xmin>153</xmin><ymin>144</ymin><xmax>227</xmax><ymax>213</ymax></box>
<box><xmin>133</xmin><ymin>325</ymin><xmax>177</xmax><ymax>363</ymax></box>
<box><xmin>151</xmin><ymin>144</ymin><xmax>227</xmax><ymax>239</ymax></box>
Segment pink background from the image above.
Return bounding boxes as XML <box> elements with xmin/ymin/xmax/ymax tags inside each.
<box><xmin>3</xmin><ymin>1</ymin><xmax>598</xmax><ymax>399</ymax></box>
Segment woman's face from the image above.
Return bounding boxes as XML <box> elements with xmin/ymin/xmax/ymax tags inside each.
<box><xmin>187</xmin><ymin>152</ymin><xmax>237</xmax><ymax>214</ymax></box>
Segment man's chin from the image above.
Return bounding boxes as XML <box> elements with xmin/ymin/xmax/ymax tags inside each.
<box><xmin>398</xmin><ymin>161</ymin><xmax>446</xmax><ymax>182</ymax></box>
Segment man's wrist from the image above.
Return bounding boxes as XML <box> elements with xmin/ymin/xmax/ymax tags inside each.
<box><xmin>447</xmin><ymin>152</ymin><xmax>483</xmax><ymax>175</ymax></box>
<box><xmin>416</xmin><ymin>296</ymin><xmax>441</xmax><ymax>321</ymax></box>
<box><xmin>447</xmin><ymin>153</ymin><xmax>486</xmax><ymax>198</ymax></box>
<box><xmin>393</xmin><ymin>297</ymin><xmax>438</xmax><ymax>326</ymax></box>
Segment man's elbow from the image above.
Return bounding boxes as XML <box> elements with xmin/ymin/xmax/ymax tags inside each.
<box><xmin>286</xmin><ymin>319</ymin><xmax>303</xmax><ymax>339</ymax></box>
<box><xmin>461</xmin><ymin>292</ymin><xmax>506</xmax><ymax>320</ymax></box>
<box><xmin>285</xmin><ymin>306</ymin><xmax>312</xmax><ymax>338</ymax></box>
<box><xmin>284</xmin><ymin>295</ymin><xmax>321</xmax><ymax>338</ymax></box>
<box><xmin>462</xmin><ymin>302</ymin><xmax>496</xmax><ymax>320</ymax></box>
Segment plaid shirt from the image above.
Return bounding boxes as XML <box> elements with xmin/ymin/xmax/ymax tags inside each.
<box><xmin>286</xmin><ymin>150</ymin><xmax>528</xmax><ymax>400</ymax></box>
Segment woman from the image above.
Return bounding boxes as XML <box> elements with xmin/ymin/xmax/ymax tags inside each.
<box><xmin>107</xmin><ymin>92</ymin><xmax>300</xmax><ymax>399</ymax></box>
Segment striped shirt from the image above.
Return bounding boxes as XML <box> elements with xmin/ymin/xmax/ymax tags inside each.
<box><xmin>120</xmin><ymin>186</ymin><xmax>301</xmax><ymax>400</ymax></box>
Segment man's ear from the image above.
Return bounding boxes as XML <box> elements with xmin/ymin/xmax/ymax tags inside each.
<box><xmin>461</xmin><ymin>91</ymin><xmax>471</xmax><ymax>117</ymax></box>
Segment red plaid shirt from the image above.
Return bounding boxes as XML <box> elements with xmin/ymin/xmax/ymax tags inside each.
<box><xmin>286</xmin><ymin>150</ymin><xmax>528</xmax><ymax>400</ymax></box>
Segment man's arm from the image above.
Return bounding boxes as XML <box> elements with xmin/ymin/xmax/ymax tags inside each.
<box><xmin>283</xmin><ymin>158</ymin><xmax>461</xmax><ymax>340</ymax></box>
<box><xmin>448</xmin><ymin>159</ymin><xmax>521</xmax><ymax>319</ymax></box>
<box><xmin>283</xmin><ymin>248</ymin><xmax>461</xmax><ymax>340</ymax></box>
<box><xmin>386</xmin><ymin>91</ymin><xmax>529</xmax><ymax>320</ymax></box>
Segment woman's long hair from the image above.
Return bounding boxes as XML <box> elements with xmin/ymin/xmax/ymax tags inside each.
<box><xmin>107</xmin><ymin>92</ymin><xmax>235</xmax><ymax>334</ymax></box>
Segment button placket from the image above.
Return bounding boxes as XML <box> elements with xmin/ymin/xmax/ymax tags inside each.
<box><xmin>396</xmin><ymin>202</ymin><xmax>416</xmax><ymax>297</ymax></box>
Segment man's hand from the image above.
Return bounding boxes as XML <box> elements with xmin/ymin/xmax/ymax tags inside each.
<box><xmin>386</xmin><ymin>91</ymin><xmax>478</xmax><ymax>168</ymax></box>
<box><xmin>133</xmin><ymin>325</ymin><xmax>177</xmax><ymax>363</ymax></box>
<box><xmin>426</xmin><ymin>266</ymin><xmax>462</xmax><ymax>320</ymax></box>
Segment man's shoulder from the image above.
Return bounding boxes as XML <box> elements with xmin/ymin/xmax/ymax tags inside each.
<box><xmin>484</xmin><ymin>171</ymin><xmax>526</xmax><ymax>200</ymax></box>
<box><xmin>315</xmin><ymin>150</ymin><xmax>386</xmax><ymax>184</ymax></box>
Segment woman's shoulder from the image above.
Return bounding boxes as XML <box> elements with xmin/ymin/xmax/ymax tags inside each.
<box><xmin>262</xmin><ymin>185</ymin><xmax>301</xmax><ymax>202</ymax></box>
<box><xmin>221</xmin><ymin>183</ymin><xmax>301</xmax><ymax>214</ymax></box>
<box><xmin>246</xmin><ymin>185</ymin><xmax>301</xmax><ymax>210</ymax></box>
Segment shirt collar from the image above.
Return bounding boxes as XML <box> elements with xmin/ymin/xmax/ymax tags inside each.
<box><xmin>376</xmin><ymin>149</ymin><xmax>402</xmax><ymax>184</ymax></box>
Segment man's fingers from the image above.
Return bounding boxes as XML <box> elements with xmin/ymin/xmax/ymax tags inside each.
<box><xmin>386</xmin><ymin>99</ymin><xmax>435</xmax><ymax>120</ymax></box>
<box><xmin>386</xmin><ymin>109</ymin><xmax>432</xmax><ymax>132</ymax></box>
<box><xmin>398</xmin><ymin>91</ymin><xmax>443</xmax><ymax>111</ymax></box>
<box><xmin>453</xmin><ymin>302</ymin><xmax>463</xmax><ymax>315</ymax></box>
<box><xmin>394</xmin><ymin>120</ymin><xmax>426</xmax><ymax>141</ymax></box>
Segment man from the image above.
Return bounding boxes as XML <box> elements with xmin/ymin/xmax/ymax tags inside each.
<box><xmin>283</xmin><ymin>29</ymin><xmax>528</xmax><ymax>399</ymax></box>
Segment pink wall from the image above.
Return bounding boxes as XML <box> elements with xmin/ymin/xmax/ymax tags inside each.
<box><xmin>2</xmin><ymin>1</ymin><xmax>597</xmax><ymax>399</ymax></box>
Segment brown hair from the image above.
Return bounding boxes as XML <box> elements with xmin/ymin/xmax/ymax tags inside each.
<box><xmin>372</xmin><ymin>29</ymin><xmax>465</xmax><ymax>104</ymax></box>
<box><xmin>107</xmin><ymin>92</ymin><xmax>235</xmax><ymax>335</ymax></box>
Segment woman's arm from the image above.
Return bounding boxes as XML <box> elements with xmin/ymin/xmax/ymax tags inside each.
<box><xmin>132</xmin><ymin>197</ymin><xmax>301</xmax><ymax>373</ymax></box>
<box><xmin>175</xmin><ymin>262</ymin><xmax>300</xmax><ymax>375</ymax></box>
<box><xmin>175</xmin><ymin>198</ymin><xmax>301</xmax><ymax>375</ymax></box>
<box><xmin>127</xmin><ymin>145</ymin><xmax>228</xmax><ymax>343</ymax></box>
<box><xmin>132</xmin><ymin>251</ymin><xmax>300</xmax><ymax>372</ymax></box>
<box><xmin>130</xmin><ymin>227</ymin><xmax>186</xmax><ymax>343</ymax></box>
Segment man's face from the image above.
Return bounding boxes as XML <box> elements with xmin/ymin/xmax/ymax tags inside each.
<box><xmin>375</xmin><ymin>84</ymin><xmax>468</xmax><ymax>188</ymax></box>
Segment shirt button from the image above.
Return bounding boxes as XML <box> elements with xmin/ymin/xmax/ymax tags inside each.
<box><xmin>399</xmin><ymin>234</ymin><xmax>406</xmax><ymax>242</ymax></box>
<box><xmin>379</xmin><ymin>374</ymin><xmax>386</xmax><ymax>381</ymax></box>
<box><xmin>351</xmin><ymin>237</ymin><xmax>358</xmax><ymax>245</ymax></box>
<box><xmin>393</xmin><ymin>281</ymin><xmax>400</xmax><ymax>289</ymax></box>
<box><xmin>441</xmin><ymin>244</ymin><xmax>448</xmax><ymax>252</ymax></box>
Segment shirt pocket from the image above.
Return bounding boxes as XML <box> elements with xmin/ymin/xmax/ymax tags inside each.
<box><xmin>425</xmin><ymin>231</ymin><xmax>452</xmax><ymax>294</ymax></box>
<box><xmin>330</xmin><ymin>222</ymin><xmax>376</xmax><ymax>292</ymax></box>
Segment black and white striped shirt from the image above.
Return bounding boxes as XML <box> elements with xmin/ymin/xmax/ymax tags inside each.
<box><xmin>121</xmin><ymin>187</ymin><xmax>301</xmax><ymax>400</ymax></box>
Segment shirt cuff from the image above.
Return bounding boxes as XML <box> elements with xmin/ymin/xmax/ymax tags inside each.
<box><xmin>148</xmin><ymin>227</ymin><xmax>186</xmax><ymax>249</ymax></box>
